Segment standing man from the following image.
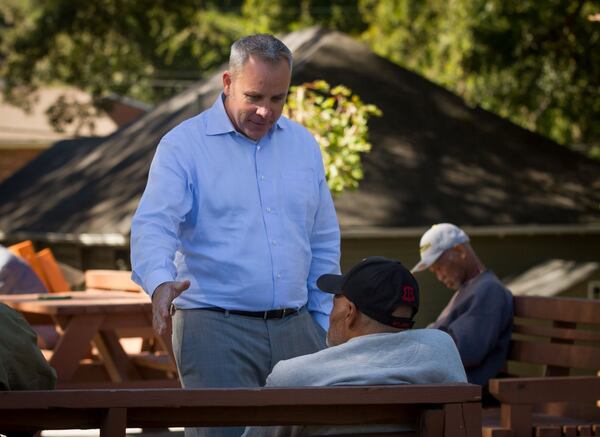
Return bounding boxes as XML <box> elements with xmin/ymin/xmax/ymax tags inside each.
<box><xmin>130</xmin><ymin>34</ymin><xmax>340</xmax><ymax>436</ymax></box>
<box><xmin>411</xmin><ymin>223</ymin><xmax>513</xmax><ymax>387</ymax></box>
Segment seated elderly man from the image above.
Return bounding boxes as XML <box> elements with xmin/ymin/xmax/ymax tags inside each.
<box><xmin>243</xmin><ymin>256</ymin><xmax>466</xmax><ymax>437</ymax></box>
<box><xmin>412</xmin><ymin>223</ymin><xmax>513</xmax><ymax>387</ymax></box>
<box><xmin>0</xmin><ymin>245</ymin><xmax>47</xmax><ymax>294</ymax></box>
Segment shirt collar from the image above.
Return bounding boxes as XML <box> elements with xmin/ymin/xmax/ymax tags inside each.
<box><xmin>205</xmin><ymin>93</ymin><xmax>286</xmax><ymax>137</ymax></box>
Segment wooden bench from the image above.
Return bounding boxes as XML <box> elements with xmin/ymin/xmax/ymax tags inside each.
<box><xmin>84</xmin><ymin>269</ymin><xmax>177</xmax><ymax>376</ymax></box>
<box><xmin>0</xmin><ymin>384</ymin><xmax>481</xmax><ymax>437</ymax></box>
<box><xmin>483</xmin><ymin>295</ymin><xmax>600</xmax><ymax>437</ymax></box>
<box><xmin>85</xmin><ymin>269</ymin><xmax>143</xmax><ymax>293</ymax></box>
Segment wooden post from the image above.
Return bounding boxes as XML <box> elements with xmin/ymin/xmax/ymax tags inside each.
<box><xmin>419</xmin><ymin>408</ymin><xmax>443</xmax><ymax>437</ymax></box>
<box><xmin>100</xmin><ymin>407</ymin><xmax>127</xmax><ymax>437</ymax></box>
<box><xmin>443</xmin><ymin>404</ymin><xmax>467</xmax><ymax>437</ymax></box>
<box><xmin>500</xmin><ymin>404</ymin><xmax>532</xmax><ymax>437</ymax></box>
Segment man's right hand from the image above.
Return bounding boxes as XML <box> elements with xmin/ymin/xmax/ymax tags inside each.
<box><xmin>151</xmin><ymin>280</ymin><xmax>190</xmax><ymax>335</ymax></box>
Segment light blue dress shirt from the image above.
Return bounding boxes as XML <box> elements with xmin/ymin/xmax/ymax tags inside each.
<box><xmin>131</xmin><ymin>95</ymin><xmax>340</xmax><ymax>329</ymax></box>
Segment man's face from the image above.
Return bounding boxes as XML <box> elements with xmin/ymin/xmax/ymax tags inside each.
<box><xmin>326</xmin><ymin>295</ymin><xmax>352</xmax><ymax>347</ymax></box>
<box><xmin>222</xmin><ymin>55</ymin><xmax>291</xmax><ymax>141</ymax></box>
<box><xmin>429</xmin><ymin>247</ymin><xmax>466</xmax><ymax>290</ymax></box>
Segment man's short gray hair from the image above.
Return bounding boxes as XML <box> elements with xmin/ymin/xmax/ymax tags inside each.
<box><xmin>229</xmin><ymin>34</ymin><xmax>292</xmax><ymax>75</ymax></box>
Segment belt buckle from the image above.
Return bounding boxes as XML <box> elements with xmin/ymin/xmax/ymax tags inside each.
<box><xmin>280</xmin><ymin>308</ymin><xmax>287</xmax><ymax>318</ymax></box>
<box><xmin>263</xmin><ymin>311</ymin><xmax>269</xmax><ymax>320</ymax></box>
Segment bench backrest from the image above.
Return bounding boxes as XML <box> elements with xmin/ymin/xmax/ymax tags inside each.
<box><xmin>509</xmin><ymin>295</ymin><xmax>600</xmax><ymax>376</ymax></box>
<box><xmin>0</xmin><ymin>385</ymin><xmax>482</xmax><ymax>437</ymax></box>
<box><xmin>36</xmin><ymin>248</ymin><xmax>71</xmax><ymax>292</ymax></box>
<box><xmin>84</xmin><ymin>269</ymin><xmax>143</xmax><ymax>292</ymax></box>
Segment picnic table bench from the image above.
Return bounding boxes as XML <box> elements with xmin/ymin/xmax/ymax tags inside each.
<box><xmin>484</xmin><ymin>295</ymin><xmax>600</xmax><ymax>437</ymax></box>
<box><xmin>0</xmin><ymin>384</ymin><xmax>481</xmax><ymax>437</ymax></box>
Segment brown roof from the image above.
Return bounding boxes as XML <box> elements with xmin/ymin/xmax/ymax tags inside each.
<box><xmin>0</xmin><ymin>28</ymin><xmax>599</xmax><ymax>240</ymax></box>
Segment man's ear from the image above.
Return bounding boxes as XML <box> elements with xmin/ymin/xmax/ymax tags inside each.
<box><xmin>345</xmin><ymin>300</ymin><xmax>359</xmax><ymax>329</ymax></box>
<box><xmin>455</xmin><ymin>244</ymin><xmax>468</xmax><ymax>259</ymax></box>
<box><xmin>223</xmin><ymin>71</ymin><xmax>232</xmax><ymax>96</ymax></box>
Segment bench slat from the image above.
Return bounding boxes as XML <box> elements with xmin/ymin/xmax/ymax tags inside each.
<box><xmin>0</xmin><ymin>385</ymin><xmax>482</xmax><ymax>437</ymax></box>
<box><xmin>85</xmin><ymin>270</ymin><xmax>142</xmax><ymax>292</ymax></box>
<box><xmin>509</xmin><ymin>339</ymin><xmax>600</xmax><ymax>371</ymax></box>
<box><xmin>0</xmin><ymin>385</ymin><xmax>481</xmax><ymax>409</ymax></box>
<box><xmin>513</xmin><ymin>324</ymin><xmax>600</xmax><ymax>343</ymax></box>
<box><xmin>489</xmin><ymin>376</ymin><xmax>600</xmax><ymax>403</ymax></box>
<box><xmin>514</xmin><ymin>296</ymin><xmax>600</xmax><ymax>324</ymax></box>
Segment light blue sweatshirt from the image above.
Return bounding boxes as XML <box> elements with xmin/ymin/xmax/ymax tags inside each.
<box><xmin>243</xmin><ymin>329</ymin><xmax>467</xmax><ymax>436</ymax></box>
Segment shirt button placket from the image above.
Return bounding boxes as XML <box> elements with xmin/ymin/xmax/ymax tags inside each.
<box><xmin>256</xmin><ymin>140</ymin><xmax>279</xmax><ymax>303</ymax></box>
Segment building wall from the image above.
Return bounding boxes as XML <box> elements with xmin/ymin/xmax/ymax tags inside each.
<box><xmin>5</xmin><ymin>231</ymin><xmax>599</xmax><ymax>326</ymax></box>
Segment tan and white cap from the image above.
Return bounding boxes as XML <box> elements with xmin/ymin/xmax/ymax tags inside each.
<box><xmin>411</xmin><ymin>223</ymin><xmax>469</xmax><ymax>273</ymax></box>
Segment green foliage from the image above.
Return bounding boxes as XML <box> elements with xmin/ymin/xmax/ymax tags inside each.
<box><xmin>464</xmin><ymin>1</ymin><xmax>600</xmax><ymax>157</ymax></box>
<box><xmin>359</xmin><ymin>0</ymin><xmax>600</xmax><ymax>157</ymax></box>
<box><xmin>285</xmin><ymin>81</ymin><xmax>382</xmax><ymax>194</ymax></box>
<box><xmin>1</xmin><ymin>0</ymin><xmax>598</xmax><ymax>159</ymax></box>
<box><xmin>0</xmin><ymin>0</ymin><xmax>248</xmax><ymax>108</ymax></box>
<box><xmin>242</xmin><ymin>0</ymin><xmax>367</xmax><ymax>33</ymax></box>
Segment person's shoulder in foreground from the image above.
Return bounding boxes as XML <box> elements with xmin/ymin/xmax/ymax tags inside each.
<box><xmin>242</xmin><ymin>256</ymin><xmax>467</xmax><ymax>437</ymax></box>
<box><xmin>0</xmin><ymin>303</ymin><xmax>56</xmax><ymax>390</ymax></box>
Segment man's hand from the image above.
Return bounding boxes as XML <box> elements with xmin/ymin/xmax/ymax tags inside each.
<box><xmin>152</xmin><ymin>280</ymin><xmax>190</xmax><ymax>335</ymax></box>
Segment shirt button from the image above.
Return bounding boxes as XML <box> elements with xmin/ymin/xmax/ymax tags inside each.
<box><xmin>272</xmin><ymin>240</ymin><xmax>277</xmax><ymax>245</ymax></box>
<box><xmin>266</xmin><ymin>207</ymin><xmax>272</xmax><ymax>213</ymax></box>
<box><xmin>276</xmin><ymin>273</ymin><xmax>281</xmax><ymax>279</ymax></box>
<box><xmin>257</xmin><ymin>146</ymin><xmax>261</xmax><ymax>151</ymax></box>
<box><xmin>260</xmin><ymin>175</ymin><xmax>265</xmax><ymax>181</ymax></box>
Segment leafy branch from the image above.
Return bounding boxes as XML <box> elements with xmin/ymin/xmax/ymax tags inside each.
<box><xmin>285</xmin><ymin>80</ymin><xmax>382</xmax><ymax>195</ymax></box>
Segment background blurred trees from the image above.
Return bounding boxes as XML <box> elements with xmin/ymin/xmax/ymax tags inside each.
<box><xmin>360</xmin><ymin>0</ymin><xmax>600</xmax><ymax>157</ymax></box>
<box><xmin>1</xmin><ymin>0</ymin><xmax>598</xmax><ymax>158</ymax></box>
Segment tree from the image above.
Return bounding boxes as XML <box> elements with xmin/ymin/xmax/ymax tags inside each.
<box><xmin>2</xmin><ymin>0</ymin><xmax>599</xmax><ymax>157</ymax></box>
<box><xmin>465</xmin><ymin>1</ymin><xmax>600</xmax><ymax>157</ymax></box>
<box><xmin>359</xmin><ymin>0</ymin><xmax>600</xmax><ymax>157</ymax></box>
<box><xmin>1</xmin><ymin>0</ymin><xmax>248</xmax><ymax>109</ymax></box>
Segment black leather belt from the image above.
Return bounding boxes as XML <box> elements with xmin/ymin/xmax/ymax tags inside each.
<box><xmin>202</xmin><ymin>307</ymin><xmax>299</xmax><ymax>319</ymax></box>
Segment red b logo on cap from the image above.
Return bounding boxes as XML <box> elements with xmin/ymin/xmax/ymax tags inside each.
<box><xmin>402</xmin><ymin>286</ymin><xmax>415</xmax><ymax>302</ymax></box>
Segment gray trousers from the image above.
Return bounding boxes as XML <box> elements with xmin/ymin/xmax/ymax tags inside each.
<box><xmin>172</xmin><ymin>306</ymin><xmax>326</xmax><ymax>437</ymax></box>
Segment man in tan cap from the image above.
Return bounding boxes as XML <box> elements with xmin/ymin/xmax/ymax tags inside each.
<box><xmin>412</xmin><ymin>223</ymin><xmax>513</xmax><ymax>387</ymax></box>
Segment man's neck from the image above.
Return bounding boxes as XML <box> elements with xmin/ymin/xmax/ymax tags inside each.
<box><xmin>461</xmin><ymin>263</ymin><xmax>486</xmax><ymax>287</ymax></box>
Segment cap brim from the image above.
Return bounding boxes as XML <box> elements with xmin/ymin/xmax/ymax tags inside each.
<box><xmin>410</xmin><ymin>262</ymin><xmax>428</xmax><ymax>273</ymax></box>
<box><xmin>316</xmin><ymin>274</ymin><xmax>344</xmax><ymax>294</ymax></box>
<box><xmin>411</xmin><ymin>250</ymin><xmax>444</xmax><ymax>273</ymax></box>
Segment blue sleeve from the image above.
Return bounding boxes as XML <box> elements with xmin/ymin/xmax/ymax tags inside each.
<box><xmin>130</xmin><ymin>139</ymin><xmax>194</xmax><ymax>297</ymax></box>
<box><xmin>306</xmin><ymin>138</ymin><xmax>340</xmax><ymax>331</ymax></box>
<box><xmin>442</xmin><ymin>285</ymin><xmax>512</xmax><ymax>368</ymax></box>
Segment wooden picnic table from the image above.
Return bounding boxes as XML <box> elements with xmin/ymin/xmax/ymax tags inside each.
<box><xmin>0</xmin><ymin>290</ymin><xmax>179</xmax><ymax>388</ymax></box>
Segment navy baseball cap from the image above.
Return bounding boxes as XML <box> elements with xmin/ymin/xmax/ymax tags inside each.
<box><xmin>317</xmin><ymin>256</ymin><xmax>419</xmax><ymax>329</ymax></box>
